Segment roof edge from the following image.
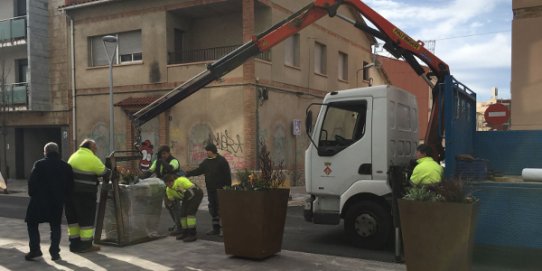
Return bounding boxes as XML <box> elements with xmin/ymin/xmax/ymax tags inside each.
<box><xmin>59</xmin><ymin>0</ymin><xmax>119</xmax><ymax>12</ymax></box>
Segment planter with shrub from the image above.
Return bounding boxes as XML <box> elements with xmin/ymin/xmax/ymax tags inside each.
<box><xmin>398</xmin><ymin>180</ymin><xmax>479</xmax><ymax>271</ymax></box>
<box><xmin>218</xmin><ymin>142</ymin><xmax>289</xmax><ymax>259</ymax></box>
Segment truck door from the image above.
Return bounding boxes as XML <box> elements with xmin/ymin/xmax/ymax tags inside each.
<box><xmin>309</xmin><ymin>98</ymin><xmax>372</xmax><ymax>195</ymax></box>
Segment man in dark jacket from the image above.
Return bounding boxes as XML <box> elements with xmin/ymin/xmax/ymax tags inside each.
<box><xmin>25</xmin><ymin>142</ymin><xmax>73</xmax><ymax>261</ymax></box>
<box><xmin>186</xmin><ymin>143</ymin><xmax>231</xmax><ymax>235</ymax></box>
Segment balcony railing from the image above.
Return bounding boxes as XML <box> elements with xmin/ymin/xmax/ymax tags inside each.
<box><xmin>1</xmin><ymin>83</ymin><xmax>28</xmax><ymax>107</ymax></box>
<box><xmin>0</xmin><ymin>16</ymin><xmax>27</xmax><ymax>45</ymax></box>
<box><xmin>168</xmin><ymin>45</ymin><xmax>271</xmax><ymax>65</ymax></box>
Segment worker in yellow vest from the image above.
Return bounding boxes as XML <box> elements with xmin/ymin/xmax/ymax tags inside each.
<box><xmin>164</xmin><ymin>174</ymin><xmax>203</xmax><ymax>242</ymax></box>
<box><xmin>142</xmin><ymin>145</ymin><xmax>185</xmax><ymax>236</ymax></box>
<box><xmin>65</xmin><ymin>139</ymin><xmax>109</xmax><ymax>253</ymax></box>
<box><xmin>410</xmin><ymin>144</ymin><xmax>443</xmax><ymax>185</ymax></box>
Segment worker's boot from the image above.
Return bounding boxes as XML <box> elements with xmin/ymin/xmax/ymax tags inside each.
<box><xmin>183</xmin><ymin>229</ymin><xmax>197</xmax><ymax>242</ymax></box>
<box><xmin>169</xmin><ymin>226</ymin><xmax>183</xmax><ymax>236</ymax></box>
<box><xmin>175</xmin><ymin>229</ymin><xmax>188</xmax><ymax>240</ymax></box>
<box><xmin>206</xmin><ymin>225</ymin><xmax>221</xmax><ymax>236</ymax></box>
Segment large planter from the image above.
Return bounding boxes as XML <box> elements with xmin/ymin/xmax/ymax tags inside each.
<box><xmin>398</xmin><ymin>199</ymin><xmax>479</xmax><ymax>271</ymax></box>
<box><xmin>217</xmin><ymin>188</ymin><xmax>290</xmax><ymax>259</ymax></box>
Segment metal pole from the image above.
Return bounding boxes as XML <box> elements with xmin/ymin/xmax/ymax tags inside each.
<box><xmin>102</xmin><ymin>35</ymin><xmax>117</xmax><ymax>154</ymax></box>
<box><xmin>108</xmin><ymin>59</ymin><xmax>114</xmax><ymax>154</ymax></box>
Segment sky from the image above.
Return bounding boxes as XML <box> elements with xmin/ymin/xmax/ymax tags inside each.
<box><xmin>363</xmin><ymin>0</ymin><xmax>512</xmax><ymax>101</ymax></box>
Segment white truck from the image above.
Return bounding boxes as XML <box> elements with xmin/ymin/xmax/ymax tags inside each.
<box><xmin>303</xmin><ymin>85</ymin><xmax>419</xmax><ymax>249</ymax></box>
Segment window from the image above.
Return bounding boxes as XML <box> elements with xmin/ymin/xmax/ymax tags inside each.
<box><xmin>338</xmin><ymin>52</ymin><xmax>348</xmax><ymax>81</ymax></box>
<box><xmin>16</xmin><ymin>59</ymin><xmax>28</xmax><ymax>83</ymax></box>
<box><xmin>173</xmin><ymin>29</ymin><xmax>183</xmax><ymax>63</ymax></box>
<box><xmin>89</xmin><ymin>30</ymin><xmax>142</xmax><ymax>67</ymax></box>
<box><xmin>284</xmin><ymin>34</ymin><xmax>300</xmax><ymax>67</ymax></box>
<box><xmin>318</xmin><ymin>100</ymin><xmax>367</xmax><ymax>155</ymax></box>
<box><xmin>16</xmin><ymin>0</ymin><xmax>27</xmax><ymax>16</ymax></box>
<box><xmin>314</xmin><ymin>42</ymin><xmax>327</xmax><ymax>75</ymax></box>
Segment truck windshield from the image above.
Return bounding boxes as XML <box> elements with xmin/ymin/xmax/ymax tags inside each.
<box><xmin>318</xmin><ymin>100</ymin><xmax>367</xmax><ymax>151</ymax></box>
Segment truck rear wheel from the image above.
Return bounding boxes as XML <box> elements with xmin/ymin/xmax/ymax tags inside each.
<box><xmin>344</xmin><ymin>201</ymin><xmax>391</xmax><ymax>249</ymax></box>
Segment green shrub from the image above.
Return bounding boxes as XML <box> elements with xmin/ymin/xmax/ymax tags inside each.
<box><xmin>403</xmin><ymin>179</ymin><xmax>476</xmax><ymax>203</ymax></box>
<box><xmin>226</xmin><ymin>141</ymin><xmax>285</xmax><ymax>191</ymax></box>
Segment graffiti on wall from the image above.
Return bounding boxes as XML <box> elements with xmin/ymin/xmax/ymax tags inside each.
<box><xmin>213</xmin><ymin>129</ymin><xmax>243</xmax><ymax>155</ymax></box>
<box><xmin>259</xmin><ymin>124</ymin><xmax>289</xmax><ymax>167</ymax></box>
<box><xmin>89</xmin><ymin>122</ymin><xmax>108</xmax><ymax>158</ymax></box>
<box><xmin>188</xmin><ymin>123</ymin><xmax>246</xmax><ymax>170</ymax></box>
<box><xmin>271</xmin><ymin>124</ymin><xmax>288</xmax><ymax>166</ymax></box>
<box><xmin>139</xmin><ymin>139</ymin><xmax>154</xmax><ymax>171</ymax></box>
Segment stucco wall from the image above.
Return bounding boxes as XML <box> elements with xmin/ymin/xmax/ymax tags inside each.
<box><xmin>511</xmin><ymin>2</ymin><xmax>542</xmax><ymax>129</ymax></box>
<box><xmin>71</xmin><ymin>9</ymin><xmax>168</xmax><ymax>88</ymax></box>
<box><xmin>270</xmin><ymin>0</ymin><xmax>377</xmax><ymax>93</ymax></box>
<box><xmin>0</xmin><ymin>0</ymin><xmax>14</xmax><ymax>18</ymax></box>
<box><xmin>167</xmin><ymin>86</ymin><xmax>246</xmax><ymax>171</ymax></box>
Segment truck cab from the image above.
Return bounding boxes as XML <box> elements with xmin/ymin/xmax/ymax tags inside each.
<box><xmin>304</xmin><ymin>85</ymin><xmax>418</xmax><ymax>249</ymax></box>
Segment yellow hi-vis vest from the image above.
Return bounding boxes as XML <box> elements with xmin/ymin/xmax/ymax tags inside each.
<box><xmin>166</xmin><ymin>176</ymin><xmax>195</xmax><ymax>201</ymax></box>
<box><xmin>68</xmin><ymin>147</ymin><xmax>107</xmax><ymax>186</ymax></box>
<box><xmin>410</xmin><ymin>156</ymin><xmax>443</xmax><ymax>185</ymax></box>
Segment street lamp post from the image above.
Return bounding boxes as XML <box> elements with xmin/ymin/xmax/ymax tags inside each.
<box><xmin>102</xmin><ymin>35</ymin><xmax>118</xmax><ymax>155</ymax></box>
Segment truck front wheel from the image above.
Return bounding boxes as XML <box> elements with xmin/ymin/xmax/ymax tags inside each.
<box><xmin>344</xmin><ymin>201</ymin><xmax>391</xmax><ymax>249</ymax></box>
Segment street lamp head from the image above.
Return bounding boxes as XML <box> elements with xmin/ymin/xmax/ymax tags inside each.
<box><xmin>102</xmin><ymin>35</ymin><xmax>118</xmax><ymax>43</ymax></box>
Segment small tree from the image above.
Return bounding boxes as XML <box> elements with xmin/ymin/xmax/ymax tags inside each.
<box><xmin>232</xmin><ymin>141</ymin><xmax>286</xmax><ymax>190</ymax></box>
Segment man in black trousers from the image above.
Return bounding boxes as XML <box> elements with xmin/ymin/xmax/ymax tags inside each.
<box><xmin>25</xmin><ymin>142</ymin><xmax>73</xmax><ymax>261</ymax></box>
<box><xmin>186</xmin><ymin>143</ymin><xmax>231</xmax><ymax>235</ymax></box>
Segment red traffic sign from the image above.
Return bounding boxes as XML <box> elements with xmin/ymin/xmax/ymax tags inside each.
<box><xmin>484</xmin><ymin>103</ymin><xmax>510</xmax><ymax>126</ymax></box>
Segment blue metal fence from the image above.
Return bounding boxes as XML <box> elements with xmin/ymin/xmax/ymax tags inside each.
<box><xmin>474</xmin><ymin>130</ymin><xmax>542</xmax><ymax>175</ymax></box>
<box><xmin>471</xmin><ymin>181</ymin><xmax>542</xmax><ymax>249</ymax></box>
<box><xmin>443</xmin><ymin>75</ymin><xmax>477</xmax><ymax>179</ymax></box>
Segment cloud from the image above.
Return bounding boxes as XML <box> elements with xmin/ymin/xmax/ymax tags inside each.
<box><xmin>439</xmin><ymin>33</ymin><xmax>511</xmax><ymax>69</ymax></box>
<box><xmin>364</xmin><ymin>0</ymin><xmax>510</xmax><ymax>40</ymax></box>
<box><xmin>363</xmin><ymin>0</ymin><xmax>512</xmax><ymax>101</ymax></box>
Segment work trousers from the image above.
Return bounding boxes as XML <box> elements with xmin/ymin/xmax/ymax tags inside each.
<box><xmin>27</xmin><ymin>222</ymin><xmax>61</xmax><ymax>255</ymax></box>
<box><xmin>206</xmin><ymin>189</ymin><xmax>221</xmax><ymax>231</ymax></box>
<box><xmin>65</xmin><ymin>184</ymin><xmax>98</xmax><ymax>251</ymax></box>
<box><xmin>166</xmin><ymin>197</ymin><xmax>182</xmax><ymax>231</ymax></box>
<box><xmin>181</xmin><ymin>187</ymin><xmax>203</xmax><ymax>230</ymax></box>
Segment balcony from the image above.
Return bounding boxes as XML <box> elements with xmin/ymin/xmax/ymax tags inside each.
<box><xmin>168</xmin><ymin>45</ymin><xmax>271</xmax><ymax>65</ymax></box>
<box><xmin>1</xmin><ymin>83</ymin><xmax>28</xmax><ymax>109</ymax></box>
<box><xmin>0</xmin><ymin>16</ymin><xmax>27</xmax><ymax>47</ymax></box>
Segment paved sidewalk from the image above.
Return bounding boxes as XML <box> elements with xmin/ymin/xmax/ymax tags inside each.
<box><xmin>0</xmin><ymin>179</ymin><xmax>405</xmax><ymax>270</ymax></box>
<box><xmin>0</xmin><ymin>216</ymin><xmax>406</xmax><ymax>271</ymax></box>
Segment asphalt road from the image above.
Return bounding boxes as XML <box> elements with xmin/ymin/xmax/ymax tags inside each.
<box><xmin>0</xmin><ymin>196</ymin><xmax>397</xmax><ymax>263</ymax></box>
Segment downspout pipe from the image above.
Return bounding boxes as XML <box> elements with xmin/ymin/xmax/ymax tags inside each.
<box><xmin>68</xmin><ymin>14</ymin><xmax>77</xmax><ymax>151</ymax></box>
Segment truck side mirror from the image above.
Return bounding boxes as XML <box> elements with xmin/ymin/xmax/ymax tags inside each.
<box><xmin>305</xmin><ymin>110</ymin><xmax>313</xmax><ymax>135</ymax></box>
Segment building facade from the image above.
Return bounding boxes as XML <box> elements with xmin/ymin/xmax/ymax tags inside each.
<box><xmin>58</xmin><ymin>0</ymin><xmax>388</xmax><ymax>185</ymax></box>
<box><xmin>0</xmin><ymin>0</ymin><xmax>71</xmax><ymax>179</ymax></box>
<box><xmin>511</xmin><ymin>0</ymin><xmax>542</xmax><ymax>130</ymax></box>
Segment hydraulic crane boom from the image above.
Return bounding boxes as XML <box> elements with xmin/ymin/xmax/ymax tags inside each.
<box><xmin>132</xmin><ymin>0</ymin><xmax>450</xmax><ymax>159</ymax></box>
